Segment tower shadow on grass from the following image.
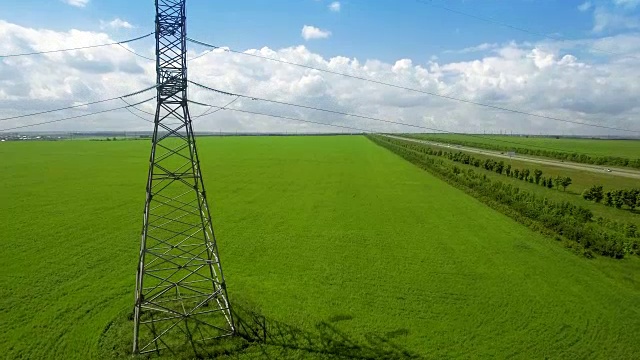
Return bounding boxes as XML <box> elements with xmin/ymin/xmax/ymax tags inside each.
<box><xmin>230</xmin><ymin>303</ymin><xmax>421</xmax><ymax>359</ymax></box>
<box><xmin>99</xmin><ymin>302</ymin><xmax>421</xmax><ymax>359</ymax></box>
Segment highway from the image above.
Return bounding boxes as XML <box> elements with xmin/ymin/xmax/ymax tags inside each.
<box><xmin>383</xmin><ymin>134</ymin><xmax>640</xmax><ymax>180</ymax></box>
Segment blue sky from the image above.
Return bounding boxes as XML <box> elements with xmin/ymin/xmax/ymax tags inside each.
<box><xmin>0</xmin><ymin>0</ymin><xmax>631</xmax><ymax>63</ymax></box>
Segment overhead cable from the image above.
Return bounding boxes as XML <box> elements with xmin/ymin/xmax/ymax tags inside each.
<box><xmin>120</xmin><ymin>98</ymin><xmax>155</xmax><ymax>124</ymax></box>
<box><xmin>0</xmin><ymin>32</ymin><xmax>154</xmax><ymax>59</ymax></box>
<box><xmin>188</xmin><ymin>82</ymin><xmax>626</xmax><ymax>156</ymax></box>
<box><xmin>0</xmin><ymin>83</ymin><xmax>159</xmax><ymax>122</ymax></box>
<box><xmin>116</xmin><ymin>43</ymin><xmax>155</xmax><ymax>61</ymax></box>
<box><xmin>186</xmin><ymin>38</ymin><xmax>638</xmax><ymax>134</ymax></box>
<box><xmin>192</xmin><ymin>96</ymin><xmax>240</xmax><ymax>120</ymax></box>
<box><xmin>414</xmin><ymin>0</ymin><xmax>639</xmax><ymax>60</ymax></box>
<box><xmin>0</xmin><ymin>97</ymin><xmax>156</xmax><ymax>132</ymax></box>
<box><xmin>189</xmin><ymin>80</ymin><xmax>640</xmax><ymax>137</ymax></box>
<box><xmin>188</xmin><ymin>99</ymin><xmax>370</xmax><ymax>133</ymax></box>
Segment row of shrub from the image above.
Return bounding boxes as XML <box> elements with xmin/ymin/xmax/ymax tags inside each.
<box><xmin>401</xmin><ymin>138</ymin><xmax>640</xmax><ymax>213</ymax></box>
<box><xmin>405</xmin><ymin>134</ymin><xmax>640</xmax><ymax>169</ymax></box>
<box><xmin>583</xmin><ymin>185</ymin><xmax>640</xmax><ymax>210</ymax></box>
<box><xmin>396</xmin><ymin>140</ymin><xmax>574</xmax><ymax>192</ymax></box>
<box><xmin>368</xmin><ymin>135</ymin><xmax>639</xmax><ymax>258</ymax></box>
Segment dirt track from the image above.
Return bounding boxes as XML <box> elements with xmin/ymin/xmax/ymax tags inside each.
<box><xmin>384</xmin><ymin>135</ymin><xmax>640</xmax><ymax>180</ymax></box>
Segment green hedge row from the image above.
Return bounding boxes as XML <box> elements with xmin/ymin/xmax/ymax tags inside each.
<box><xmin>369</xmin><ymin>135</ymin><xmax>639</xmax><ymax>258</ymax></box>
<box><xmin>408</xmin><ymin>142</ymin><xmax>574</xmax><ymax>192</ymax></box>
<box><xmin>405</xmin><ymin>134</ymin><xmax>640</xmax><ymax>169</ymax></box>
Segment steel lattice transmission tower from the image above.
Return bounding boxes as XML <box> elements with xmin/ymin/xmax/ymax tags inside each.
<box><xmin>133</xmin><ymin>0</ymin><xmax>234</xmax><ymax>354</ymax></box>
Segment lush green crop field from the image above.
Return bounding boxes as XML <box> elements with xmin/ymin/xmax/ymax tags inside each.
<box><xmin>1</xmin><ymin>136</ymin><xmax>640</xmax><ymax>359</ymax></box>
<box><xmin>411</xmin><ymin>133</ymin><xmax>640</xmax><ymax>159</ymax></box>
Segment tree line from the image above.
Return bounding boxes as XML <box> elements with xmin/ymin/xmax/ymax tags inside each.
<box><xmin>405</xmin><ymin>142</ymin><xmax>574</xmax><ymax>192</ymax></box>
<box><xmin>403</xmin><ymin>139</ymin><xmax>639</xmax><ymax>212</ymax></box>
<box><xmin>368</xmin><ymin>135</ymin><xmax>639</xmax><ymax>259</ymax></box>
<box><xmin>406</xmin><ymin>134</ymin><xmax>640</xmax><ymax>170</ymax></box>
<box><xmin>387</xmin><ymin>136</ymin><xmax>639</xmax><ymax>218</ymax></box>
<box><xmin>583</xmin><ymin>186</ymin><xmax>640</xmax><ymax>210</ymax></box>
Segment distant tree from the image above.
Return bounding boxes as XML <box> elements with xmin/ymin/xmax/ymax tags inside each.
<box><xmin>106</xmin><ymin>137</ymin><xmax>111</xmax><ymax>141</ymax></box>
<box><xmin>533</xmin><ymin>169</ymin><xmax>543</xmax><ymax>184</ymax></box>
<box><xmin>593</xmin><ymin>187</ymin><xmax>604</xmax><ymax>203</ymax></box>
<box><xmin>484</xmin><ymin>159</ymin><xmax>496</xmax><ymax>171</ymax></box>
<box><xmin>473</xmin><ymin>159</ymin><xmax>481</xmax><ymax>167</ymax></box>
<box><xmin>453</xmin><ymin>166</ymin><xmax>461</xmax><ymax>175</ymax></box>
<box><xmin>582</xmin><ymin>185</ymin><xmax>604</xmax><ymax>203</ymax></box>
<box><xmin>505</xmin><ymin>164</ymin><xmax>512</xmax><ymax>176</ymax></box>
<box><xmin>112</xmin><ymin>137</ymin><xmax>117</xmax><ymax>141</ymax></box>
<box><xmin>593</xmin><ymin>186</ymin><xmax>603</xmax><ymax>202</ymax></box>
<box><xmin>613</xmin><ymin>190</ymin><xmax>625</xmax><ymax>208</ymax></box>
<box><xmin>495</xmin><ymin>161</ymin><xmax>505</xmax><ymax>174</ymax></box>
<box><xmin>542</xmin><ymin>178</ymin><xmax>547</xmax><ymax>187</ymax></box>
<box><xmin>622</xmin><ymin>189</ymin><xmax>638</xmax><ymax>210</ymax></box>
<box><xmin>523</xmin><ymin>169</ymin><xmax>531</xmax><ymax>181</ymax></box>
<box><xmin>553</xmin><ymin>176</ymin><xmax>563</xmax><ymax>189</ymax></box>
<box><xmin>513</xmin><ymin>169</ymin><xmax>520</xmax><ymax>179</ymax></box>
<box><xmin>547</xmin><ymin>178</ymin><xmax>554</xmax><ymax>189</ymax></box>
<box><xmin>529</xmin><ymin>177</ymin><xmax>534</xmax><ymax>183</ymax></box>
<box><xmin>605</xmin><ymin>191</ymin><xmax>614</xmax><ymax>206</ymax></box>
<box><xmin>560</xmin><ymin>177</ymin><xmax>572</xmax><ymax>191</ymax></box>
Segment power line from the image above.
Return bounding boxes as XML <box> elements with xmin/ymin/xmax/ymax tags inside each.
<box><xmin>188</xmin><ymin>49</ymin><xmax>216</xmax><ymax>62</ymax></box>
<box><xmin>116</xmin><ymin>43</ymin><xmax>155</xmax><ymax>61</ymax></box>
<box><xmin>0</xmin><ymin>32</ymin><xmax>154</xmax><ymax>59</ymax></box>
<box><xmin>186</xmin><ymin>37</ymin><xmax>220</xmax><ymax>62</ymax></box>
<box><xmin>186</xmin><ymin>38</ymin><xmax>639</xmax><ymax>134</ymax></box>
<box><xmin>120</xmin><ymin>95</ymin><xmax>239</xmax><ymax>125</ymax></box>
<box><xmin>188</xmin><ymin>82</ymin><xmax>624</xmax><ymax>157</ymax></box>
<box><xmin>0</xmin><ymin>97</ymin><xmax>155</xmax><ymax>132</ymax></box>
<box><xmin>119</xmin><ymin>95</ymin><xmax>239</xmax><ymax>125</ymax></box>
<box><xmin>414</xmin><ymin>0</ymin><xmax>639</xmax><ymax>60</ymax></box>
<box><xmin>189</xmin><ymin>80</ymin><xmax>439</xmax><ymax>131</ymax></box>
<box><xmin>0</xmin><ymin>84</ymin><xmax>159</xmax><ymax>122</ymax></box>
<box><xmin>119</xmin><ymin>95</ymin><xmax>240</xmax><ymax>124</ymax></box>
<box><xmin>120</xmin><ymin>98</ymin><xmax>154</xmax><ymax>124</ymax></box>
<box><xmin>121</xmin><ymin>99</ymin><xmax>156</xmax><ymax>117</ymax></box>
<box><xmin>188</xmin><ymin>99</ymin><xmax>371</xmax><ymax>133</ymax></box>
<box><xmin>192</xmin><ymin>96</ymin><xmax>240</xmax><ymax>119</ymax></box>
<box><xmin>119</xmin><ymin>97</ymin><xmax>184</xmax><ymax>126</ymax></box>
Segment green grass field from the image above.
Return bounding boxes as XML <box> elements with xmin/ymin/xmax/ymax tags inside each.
<box><xmin>1</xmin><ymin>136</ymin><xmax>640</xmax><ymax>359</ymax></box>
<box><xmin>410</xmin><ymin>133</ymin><xmax>640</xmax><ymax>159</ymax></box>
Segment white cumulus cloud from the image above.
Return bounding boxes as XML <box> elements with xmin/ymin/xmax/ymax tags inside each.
<box><xmin>100</xmin><ymin>18</ymin><xmax>135</xmax><ymax>30</ymax></box>
<box><xmin>592</xmin><ymin>6</ymin><xmax>640</xmax><ymax>32</ymax></box>
<box><xmin>2</xmin><ymin>20</ymin><xmax>640</xmax><ymax>136</ymax></box>
<box><xmin>329</xmin><ymin>2</ymin><xmax>341</xmax><ymax>12</ymax></box>
<box><xmin>613</xmin><ymin>0</ymin><xmax>640</xmax><ymax>9</ymax></box>
<box><xmin>578</xmin><ymin>2</ymin><xmax>592</xmax><ymax>12</ymax></box>
<box><xmin>445</xmin><ymin>43</ymin><xmax>498</xmax><ymax>54</ymax></box>
<box><xmin>587</xmin><ymin>0</ymin><xmax>640</xmax><ymax>32</ymax></box>
<box><xmin>62</xmin><ymin>0</ymin><xmax>89</xmax><ymax>8</ymax></box>
<box><xmin>301</xmin><ymin>25</ymin><xmax>331</xmax><ymax>41</ymax></box>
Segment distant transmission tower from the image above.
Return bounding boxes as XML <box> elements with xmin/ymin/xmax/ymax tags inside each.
<box><xmin>133</xmin><ymin>0</ymin><xmax>234</xmax><ymax>354</ymax></box>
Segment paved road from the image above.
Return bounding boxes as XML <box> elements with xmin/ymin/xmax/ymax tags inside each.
<box><xmin>384</xmin><ymin>134</ymin><xmax>640</xmax><ymax>180</ymax></box>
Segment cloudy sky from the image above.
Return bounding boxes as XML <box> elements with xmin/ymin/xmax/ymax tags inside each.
<box><xmin>1</xmin><ymin>0</ymin><xmax>640</xmax><ymax>135</ymax></box>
